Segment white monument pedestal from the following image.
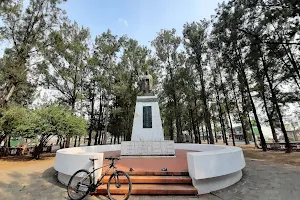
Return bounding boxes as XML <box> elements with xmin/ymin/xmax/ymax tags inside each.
<box><xmin>121</xmin><ymin>96</ymin><xmax>175</xmax><ymax>156</ymax></box>
<box><xmin>121</xmin><ymin>141</ymin><xmax>175</xmax><ymax>156</ymax></box>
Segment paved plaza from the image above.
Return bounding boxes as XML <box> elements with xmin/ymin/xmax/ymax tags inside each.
<box><xmin>0</xmin><ymin>158</ymin><xmax>300</xmax><ymax>200</ymax></box>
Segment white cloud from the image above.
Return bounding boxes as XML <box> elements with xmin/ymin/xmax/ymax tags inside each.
<box><xmin>118</xmin><ymin>18</ymin><xmax>128</xmax><ymax>27</ymax></box>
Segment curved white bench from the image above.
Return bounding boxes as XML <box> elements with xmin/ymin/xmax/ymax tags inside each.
<box><xmin>54</xmin><ymin>144</ymin><xmax>245</xmax><ymax>194</ymax></box>
<box><xmin>54</xmin><ymin>145</ymin><xmax>121</xmax><ymax>185</ymax></box>
<box><xmin>175</xmin><ymin>144</ymin><xmax>245</xmax><ymax>194</ymax></box>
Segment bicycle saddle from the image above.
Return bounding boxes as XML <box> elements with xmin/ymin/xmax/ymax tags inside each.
<box><xmin>89</xmin><ymin>158</ymin><xmax>98</xmax><ymax>161</ymax></box>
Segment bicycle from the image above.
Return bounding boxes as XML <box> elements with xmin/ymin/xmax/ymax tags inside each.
<box><xmin>67</xmin><ymin>157</ymin><xmax>132</xmax><ymax>200</ymax></box>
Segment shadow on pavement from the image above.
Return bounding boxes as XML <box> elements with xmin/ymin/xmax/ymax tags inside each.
<box><xmin>42</xmin><ymin>166</ymin><xmax>66</xmax><ymax>189</ymax></box>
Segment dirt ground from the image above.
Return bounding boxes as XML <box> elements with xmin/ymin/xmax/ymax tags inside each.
<box><xmin>237</xmin><ymin>143</ymin><xmax>300</xmax><ymax>166</ymax></box>
<box><xmin>0</xmin><ymin>153</ymin><xmax>56</xmax><ymax>172</ymax></box>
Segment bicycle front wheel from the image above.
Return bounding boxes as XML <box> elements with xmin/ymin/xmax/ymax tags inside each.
<box><xmin>107</xmin><ymin>170</ymin><xmax>132</xmax><ymax>200</ymax></box>
<box><xmin>67</xmin><ymin>169</ymin><xmax>92</xmax><ymax>200</ymax></box>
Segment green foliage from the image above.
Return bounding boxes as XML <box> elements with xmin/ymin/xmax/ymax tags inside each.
<box><xmin>0</xmin><ymin>0</ymin><xmax>66</xmax><ymax>107</ymax></box>
<box><xmin>0</xmin><ymin>106</ymin><xmax>36</xmax><ymax>138</ymax></box>
<box><xmin>0</xmin><ymin>105</ymin><xmax>87</xmax><ymax>141</ymax></box>
<box><xmin>38</xmin><ymin>21</ymin><xmax>90</xmax><ymax>109</ymax></box>
<box><xmin>35</xmin><ymin>105</ymin><xmax>87</xmax><ymax>137</ymax></box>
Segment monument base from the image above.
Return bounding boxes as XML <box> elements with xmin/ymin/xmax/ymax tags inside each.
<box><xmin>121</xmin><ymin>141</ymin><xmax>175</xmax><ymax>156</ymax></box>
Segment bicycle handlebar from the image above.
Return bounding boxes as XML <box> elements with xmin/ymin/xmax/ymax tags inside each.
<box><xmin>105</xmin><ymin>157</ymin><xmax>120</xmax><ymax>161</ymax></box>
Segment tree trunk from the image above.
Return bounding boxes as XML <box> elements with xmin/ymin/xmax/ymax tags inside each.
<box><xmin>228</xmin><ymin>46</ymin><xmax>266</xmax><ymax>150</ymax></box>
<box><xmin>260</xmin><ymin>53</ymin><xmax>291</xmax><ymax>152</ymax></box>
<box><xmin>214</xmin><ymin>82</ymin><xmax>228</xmax><ymax>145</ymax></box>
<box><xmin>193</xmin><ymin>98</ymin><xmax>201</xmax><ymax>144</ymax></box>
<box><xmin>78</xmin><ymin>137</ymin><xmax>81</xmax><ymax>147</ymax></box>
<box><xmin>173</xmin><ymin>92</ymin><xmax>183</xmax><ymax>142</ymax></box>
<box><xmin>113</xmin><ymin>136</ymin><xmax>116</xmax><ymax>144</ymax></box>
<box><xmin>0</xmin><ymin>84</ymin><xmax>16</xmax><ymax>108</ymax></box>
<box><xmin>117</xmin><ymin>136</ymin><xmax>120</xmax><ymax>144</ymax></box>
<box><xmin>98</xmin><ymin>132</ymin><xmax>102</xmax><ymax>145</ymax></box>
<box><xmin>168</xmin><ymin>118</ymin><xmax>174</xmax><ymax>140</ymax></box>
<box><xmin>205</xmin><ymin>126</ymin><xmax>209</xmax><ymax>144</ymax></box>
<box><xmin>196</xmin><ymin>59</ymin><xmax>214</xmax><ymax>144</ymax></box>
<box><xmin>59</xmin><ymin>138</ymin><xmax>62</xmax><ymax>148</ymax></box>
<box><xmin>94</xmin><ymin>132</ymin><xmax>98</xmax><ymax>145</ymax></box>
<box><xmin>88</xmin><ymin>84</ymin><xmax>96</xmax><ymax>146</ymax></box>
<box><xmin>168</xmin><ymin>61</ymin><xmax>183</xmax><ymax>143</ymax></box>
<box><xmin>222</xmin><ymin>84</ymin><xmax>235</xmax><ymax>146</ymax></box>
<box><xmin>231</xmin><ymin>82</ymin><xmax>249</xmax><ymax>144</ymax></box>
<box><xmin>56</xmin><ymin>137</ymin><xmax>60</xmax><ymax>145</ymax></box>
<box><xmin>190</xmin><ymin>109</ymin><xmax>198</xmax><ymax>143</ymax></box>
<box><xmin>239</xmin><ymin>80</ymin><xmax>258</xmax><ymax>148</ymax></box>
<box><xmin>219</xmin><ymin>71</ymin><xmax>235</xmax><ymax>146</ymax></box>
<box><xmin>247</xmin><ymin>112</ymin><xmax>258</xmax><ymax>148</ymax></box>
<box><xmin>261</xmin><ymin>86</ymin><xmax>279</xmax><ymax>142</ymax></box>
<box><xmin>8</xmin><ymin>136</ymin><xmax>11</xmax><ymax>147</ymax></box>
<box><xmin>242</xmin><ymin>69</ymin><xmax>267</xmax><ymax>151</ymax></box>
<box><xmin>66</xmin><ymin>100</ymin><xmax>76</xmax><ymax>148</ymax></box>
<box><xmin>201</xmin><ymin>124</ymin><xmax>205</xmax><ymax>141</ymax></box>
<box><xmin>213</xmin><ymin>120</ymin><xmax>218</xmax><ymax>143</ymax></box>
<box><xmin>74</xmin><ymin>136</ymin><xmax>77</xmax><ymax>147</ymax></box>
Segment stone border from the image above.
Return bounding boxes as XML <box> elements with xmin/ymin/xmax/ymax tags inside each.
<box><xmin>54</xmin><ymin>144</ymin><xmax>245</xmax><ymax>194</ymax></box>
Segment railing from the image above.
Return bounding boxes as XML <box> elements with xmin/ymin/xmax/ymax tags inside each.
<box><xmin>266</xmin><ymin>142</ymin><xmax>300</xmax><ymax>151</ymax></box>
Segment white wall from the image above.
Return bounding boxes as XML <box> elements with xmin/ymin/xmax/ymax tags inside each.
<box><xmin>54</xmin><ymin>143</ymin><xmax>246</xmax><ymax>195</ymax></box>
<box><xmin>131</xmin><ymin>96</ymin><xmax>164</xmax><ymax>141</ymax></box>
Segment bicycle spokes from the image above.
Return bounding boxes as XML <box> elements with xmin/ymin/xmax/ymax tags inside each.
<box><xmin>107</xmin><ymin>171</ymin><xmax>131</xmax><ymax>200</ymax></box>
<box><xmin>67</xmin><ymin>170</ymin><xmax>91</xmax><ymax>200</ymax></box>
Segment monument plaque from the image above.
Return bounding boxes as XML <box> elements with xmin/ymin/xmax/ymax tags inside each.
<box><xmin>143</xmin><ymin>106</ymin><xmax>152</xmax><ymax>128</ymax></box>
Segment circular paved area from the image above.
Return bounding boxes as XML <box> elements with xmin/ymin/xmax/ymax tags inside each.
<box><xmin>103</xmin><ymin>150</ymin><xmax>195</xmax><ymax>173</ymax></box>
<box><xmin>0</xmin><ymin>158</ymin><xmax>300</xmax><ymax>200</ymax></box>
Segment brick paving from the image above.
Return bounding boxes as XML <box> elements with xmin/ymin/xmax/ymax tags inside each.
<box><xmin>0</xmin><ymin>158</ymin><xmax>300</xmax><ymax>200</ymax></box>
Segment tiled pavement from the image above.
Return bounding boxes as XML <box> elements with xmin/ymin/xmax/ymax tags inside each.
<box><xmin>0</xmin><ymin>158</ymin><xmax>300</xmax><ymax>200</ymax></box>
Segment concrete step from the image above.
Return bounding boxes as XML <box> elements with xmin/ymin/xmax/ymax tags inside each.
<box><xmin>103</xmin><ymin>171</ymin><xmax>189</xmax><ymax>176</ymax></box>
<box><xmin>101</xmin><ymin>175</ymin><xmax>193</xmax><ymax>184</ymax></box>
<box><xmin>95</xmin><ymin>184</ymin><xmax>198</xmax><ymax>195</ymax></box>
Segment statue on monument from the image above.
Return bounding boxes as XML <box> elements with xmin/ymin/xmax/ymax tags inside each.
<box><xmin>139</xmin><ymin>71</ymin><xmax>153</xmax><ymax>95</ymax></box>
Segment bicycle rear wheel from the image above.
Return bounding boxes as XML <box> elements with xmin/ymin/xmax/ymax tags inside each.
<box><xmin>107</xmin><ymin>170</ymin><xmax>132</xmax><ymax>200</ymax></box>
<box><xmin>67</xmin><ymin>169</ymin><xmax>92</xmax><ymax>200</ymax></box>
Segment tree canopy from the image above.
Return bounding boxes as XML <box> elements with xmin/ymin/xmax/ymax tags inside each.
<box><xmin>1</xmin><ymin>0</ymin><xmax>300</xmax><ymax>152</ymax></box>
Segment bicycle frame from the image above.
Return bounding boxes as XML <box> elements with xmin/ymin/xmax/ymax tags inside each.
<box><xmin>78</xmin><ymin>160</ymin><xmax>117</xmax><ymax>188</ymax></box>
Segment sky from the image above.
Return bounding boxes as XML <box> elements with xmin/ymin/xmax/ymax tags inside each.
<box><xmin>0</xmin><ymin>0</ymin><xmax>225</xmax><ymax>55</ymax></box>
<box><xmin>59</xmin><ymin>0</ymin><xmax>224</xmax><ymax>47</ymax></box>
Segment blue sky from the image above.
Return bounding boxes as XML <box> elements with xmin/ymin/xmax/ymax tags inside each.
<box><xmin>60</xmin><ymin>0</ymin><xmax>224</xmax><ymax>47</ymax></box>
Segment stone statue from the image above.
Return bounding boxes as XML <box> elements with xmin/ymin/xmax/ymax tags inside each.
<box><xmin>139</xmin><ymin>71</ymin><xmax>153</xmax><ymax>94</ymax></box>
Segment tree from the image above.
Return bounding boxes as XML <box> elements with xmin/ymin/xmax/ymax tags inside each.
<box><xmin>183</xmin><ymin>21</ymin><xmax>215</xmax><ymax>144</ymax></box>
<box><xmin>33</xmin><ymin>105</ymin><xmax>87</xmax><ymax>158</ymax></box>
<box><xmin>152</xmin><ymin>29</ymin><xmax>184</xmax><ymax>142</ymax></box>
<box><xmin>87</xmin><ymin>30</ymin><xmax>122</xmax><ymax>145</ymax></box>
<box><xmin>0</xmin><ymin>106</ymin><xmax>36</xmax><ymax>145</ymax></box>
<box><xmin>0</xmin><ymin>0</ymin><xmax>66</xmax><ymax>107</ymax></box>
<box><xmin>38</xmin><ymin>21</ymin><xmax>90</xmax><ymax>147</ymax></box>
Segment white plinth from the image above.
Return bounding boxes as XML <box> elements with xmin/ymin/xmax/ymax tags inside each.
<box><xmin>131</xmin><ymin>96</ymin><xmax>164</xmax><ymax>141</ymax></box>
<box><xmin>121</xmin><ymin>141</ymin><xmax>175</xmax><ymax>156</ymax></box>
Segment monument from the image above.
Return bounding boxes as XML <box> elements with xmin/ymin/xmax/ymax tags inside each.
<box><xmin>121</xmin><ymin>71</ymin><xmax>175</xmax><ymax>156</ymax></box>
